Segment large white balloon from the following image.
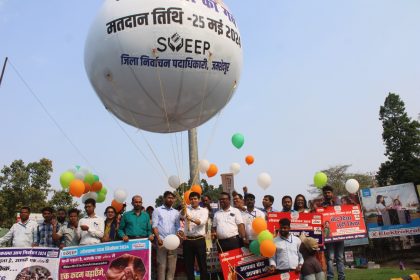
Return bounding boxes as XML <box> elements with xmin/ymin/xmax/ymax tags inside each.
<box><xmin>257</xmin><ymin>173</ymin><xmax>272</xmax><ymax>190</ymax></box>
<box><xmin>114</xmin><ymin>189</ymin><xmax>128</xmax><ymax>203</ymax></box>
<box><xmin>82</xmin><ymin>192</ymin><xmax>98</xmax><ymax>203</ymax></box>
<box><xmin>345</xmin><ymin>179</ymin><xmax>360</xmax><ymax>194</ymax></box>
<box><xmin>85</xmin><ymin>0</ymin><xmax>243</xmax><ymax>133</ymax></box>
<box><xmin>198</xmin><ymin>159</ymin><xmax>210</xmax><ymax>174</ymax></box>
<box><xmin>229</xmin><ymin>162</ymin><xmax>240</xmax><ymax>175</ymax></box>
<box><xmin>168</xmin><ymin>175</ymin><xmax>180</xmax><ymax>189</ymax></box>
<box><xmin>163</xmin><ymin>234</ymin><xmax>180</xmax><ymax>250</ymax></box>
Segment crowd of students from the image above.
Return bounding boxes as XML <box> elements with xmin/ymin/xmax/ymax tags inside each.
<box><xmin>0</xmin><ymin>185</ymin><xmax>348</xmax><ymax>280</ymax></box>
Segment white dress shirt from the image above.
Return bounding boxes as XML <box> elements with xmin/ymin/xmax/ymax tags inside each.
<box><xmin>183</xmin><ymin>206</ymin><xmax>209</xmax><ymax>237</ymax></box>
<box><xmin>241</xmin><ymin>207</ymin><xmax>265</xmax><ymax>240</ymax></box>
<box><xmin>0</xmin><ymin>220</ymin><xmax>37</xmax><ymax>247</ymax></box>
<box><xmin>77</xmin><ymin>215</ymin><xmax>104</xmax><ymax>245</ymax></box>
<box><xmin>269</xmin><ymin>234</ymin><xmax>303</xmax><ymax>270</ymax></box>
<box><xmin>213</xmin><ymin>206</ymin><xmax>244</xmax><ymax>239</ymax></box>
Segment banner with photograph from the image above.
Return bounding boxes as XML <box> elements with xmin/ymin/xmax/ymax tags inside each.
<box><xmin>316</xmin><ymin>205</ymin><xmax>367</xmax><ymax>243</ymax></box>
<box><xmin>360</xmin><ymin>183</ymin><xmax>420</xmax><ymax>238</ymax></box>
<box><xmin>219</xmin><ymin>248</ymin><xmax>270</xmax><ymax>280</ymax></box>
<box><xmin>59</xmin><ymin>239</ymin><xmax>151</xmax><ymax>279</ymax></box>
<box><xmin>0</xmin><ymin>247</ymin><xmax>60</xmax><ymax>279</ymax></box>
<box><xmin>267</xmin><ymin>212</ymin><xmax>323</xmax><ymax>245</ymax></box>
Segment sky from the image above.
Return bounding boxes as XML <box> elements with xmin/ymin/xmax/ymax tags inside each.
<box><xmin>1</xmin><ymin>0</ymin><xmax>420</xmax><ymax>215</ymax></box>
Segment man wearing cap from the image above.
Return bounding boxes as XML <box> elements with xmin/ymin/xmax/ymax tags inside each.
<box><xmin>299</xmin><ymin>235</ymin><xmax>324</xmax><ymax>280</ymax></box>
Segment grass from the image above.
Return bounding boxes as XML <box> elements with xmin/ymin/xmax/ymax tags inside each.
<box><xmin>339</xmin><ymin>268</ymin><xmax>419</xmax><ymax>280</ymax></box>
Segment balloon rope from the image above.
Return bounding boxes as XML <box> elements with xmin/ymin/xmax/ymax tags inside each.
<box><xmin>153</xmin><ymin>49</ymin><xmax>172</xmax><ymax>133</ymax></box>
<box><xmin>194</xmin><ymin>51</ymin><xmax>212</xmax><ymax>129</ymax></box>
<box><xmin>170</xmin><ymin>134</ymin><xmax>181</xmax><ymax>180</ymax></box>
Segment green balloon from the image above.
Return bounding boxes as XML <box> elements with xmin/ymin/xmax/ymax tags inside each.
<box><xmin>96</xmin><ymin>192</ymin><xmax>106</xmax><ymax>203</ymax></box>
<box><xmin>60</xmin><ymin>171</ymin><xmax>75</xmax><ymax>188</ymax></box>
<box><xmin>249</xmin><ymin>240</ymin><xmax>261</xmax><ymax>256</ymax></box>
<box><xmin>231</xmin><ymin>133</ymin><xmax>245</xmax><ymax>149</ymax></box>
<box><xmin>258</xmin><ymin>230</ymin><xmax>273</xmax><ymax>243</ymax></box>
<box><xmin>314</xmin><ymin>172</ymin><xmax>328</xmax><ymax>188</ymax></box>
<box><xmin>93</xmin><ymin>175</ymin><xmax>100</xmax><ymax>182</ymax></box>
<box><xmin>84</xmin><ymin>173</ymin><xmax>95</xmax><ymax>185</ymax></box>
<box><xmin>98</xmin><ymin>187</ymin><xmax>107</xmax><ymax>195</ymax></box>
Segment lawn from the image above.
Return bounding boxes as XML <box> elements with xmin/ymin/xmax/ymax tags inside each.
<box><xmin>337</xmin><ymin>268</ymin><xmax>419</xmax><ymax>280</ymax></box>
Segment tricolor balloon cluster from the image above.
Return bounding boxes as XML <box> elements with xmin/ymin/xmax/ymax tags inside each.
<box><xmin>249</xmin><ymin>217</ymin><xmax>276</xmax><ymax>258</ymax></box>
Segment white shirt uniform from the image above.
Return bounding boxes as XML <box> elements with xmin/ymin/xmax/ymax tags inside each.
<box><xmin>183</xmin><ymin>206</ymin><xmax>209</xmax><ymax>237</ymax></box>
<box><xmin>0</xmin><ymin>220</ymin><xmax>38</xmax><ymax>247</ymax></box>
<box><xmin>77</xmin><ymin>215</ymin><xmax>104</xmax><ymax>245</ymax></box>
<box><xmin>241</xmin><ymin>208</ymin><xmax>266</xmax><ymax>240</ymax></box>
<box><xmin>213</xmin><ymin>206</ymin><xmax>244</xmax><ymax>239</ymax></box>
<box><xmin>269</xmin><ymin>234</ymin><xmax>303</xmax><ymax>270</ymax></box>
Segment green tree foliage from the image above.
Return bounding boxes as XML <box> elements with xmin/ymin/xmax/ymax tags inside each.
<box><xmin>376</xmin><ymin>93</ymin><xmax>420</xmax><ymax>186</ymax></box>
<box><xmin>49</xmin><ymin>190</ymin><xmax>79</xmax><ymax>212</ymax></box>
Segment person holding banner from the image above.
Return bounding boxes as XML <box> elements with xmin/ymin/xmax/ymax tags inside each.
<box><xmin>294</xmin><ymin>194</ymin><xmax>310</xmax><ymax>213</ymax></box>
<box><xmin>281</xmin><ymin>196</ymin><xmax>296</xmax><ymax>213</ymax></box>
<box><xmin>78</xmin><ymin>198</ymin><xmax>104</xmax><ymax>245</ymax></box>
<box><xmin>242</xmin><ymin>193</ymin><xmax>265</xmax><ymax>243</ymax></box>
<box><xmin>321</xmin><ymin>185</ymin><xmax>345</xmax><ymax>280</ymax></box>
<box><xmin>268</xmin><ymin>218</ymin><xmax>303</xmax><ymax>274</ymax></box>
<box><xmin>260</xmin><ymin>195</ymin><xmax>278</xmax><ymax>214</ymax></box>
<box><xmin>35</xmin><ymin>207</ymin><xmax>59</xmax><ymax>248</ymax></box>
<box><xmin>118</xmin><ymin>195</ymin><xmax>153</xmax><ymax>241</ymax></box>
<box><xmin>52</xmin><ymin>208</ymin><xmax>80</xmax><ymax>248</ymax></box>
<box><xmin>0</xmin><ymin>206</ymin><xmax>38</xmax><ymax>247</ymax></box>
<box><xmin>181</xmin><ymin>191</ymin><xmax>209</xmax><ymax>280</ymax></box>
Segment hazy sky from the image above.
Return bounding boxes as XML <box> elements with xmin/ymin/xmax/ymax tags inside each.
<box><xmin>1</xmin><ymin>0</ymin><xmax>419</xmax><ymax>214</ymax></box>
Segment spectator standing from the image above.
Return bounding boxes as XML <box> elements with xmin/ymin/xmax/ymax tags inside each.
<box><xmin>78</xmin><ymin>198</ymin><xmax>104</xmax><ymax>245</ymax></box>
<box><xmin>52</xmin><ymin>208</ymin><xmax>80</xmax><ymax>248</ymax></box>
<box><xmin>35</xmin><ymin>207</ymin><xmax>58</xmax><ymax>248</ymax></box>
<box><xmin>281</xmin><ymin>196</ymin><xmax>296</xmax><ymax>213</ymax></box>
<box><xmin>118</xmin><ymin>195</ymin><xmax>153</xmax><ymax>241</ymax></box>
<box><xmin>56</xmin><ymin>208</ymin><xmax>68</xmax><ymax>228</ymax></box>
<box><xmin>242</xmin><ymin>193</ymin><xmax>265</xmax><ymax>243</ymax></box>
<box><xmin>259</xmin><ymin>195</ymin><xmax>278</xmax><ymax>214</ymax></box>
<box><xmin>102</xmin><ymin>206</ymin><xmax>119</xmax><ymax>242</ymax></box>
<box><xmin>0</xmin><ymin>207</ymin><xmax>37</xmax><ymax>247</ymax></box>
<box><xmin>299</xmin><ymin>235</ymin><xmax>325</xmax><ymax>280</ymax></box>
<box><xmin>294</xmin><ymin>194</ymin><xmax>310</xmax><ymax>213</ymax></box>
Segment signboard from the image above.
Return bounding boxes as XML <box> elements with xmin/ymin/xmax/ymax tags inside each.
<box><xmin>59</xmin><ymin>239</ymin><xmax>151</xmax><ymax>280</ymax></box>
<box><xmin>360</xmin><ymin>183</ymin><xmax>420</xmax><ymax>238</ymax></box>
<box><xmin>219</xmin><ymin>248</ymin><xmax>270</xmax><ymax>280</ymax></box>
<box><xmin>259</xmin><ymin>272</ymin><xmax>300</xmax><ymax>280</ymax></box>
<box><xmin>316</xmin><ymin>205</ymin><xmax>367</xmax><ymax>243</ymax></box>
<box><xmin>221</xmin><ymin>173</ymin><xmax>234</xmax><ymax>194</ymax></box>
<box><xmin>0</xmin><ymin>248</ymin><xmax>60</xmax><ymax>279</ymax></box>
<box><xmin>267</xmin><ymin>212</ymin><xmax>323</xmax><ymax>245</ymax></box>
<box><xmin>344</xmin><ymin>251</ymin><xmax>354</xmax><ymax>262</ymax></box>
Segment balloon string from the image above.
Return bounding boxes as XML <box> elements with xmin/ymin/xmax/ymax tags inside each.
<box><xmin>194</xmin><ymin>51</ymin><xmax>212</xmax><ymax>129</ymax></box>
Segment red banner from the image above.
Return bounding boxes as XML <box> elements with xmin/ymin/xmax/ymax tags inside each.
<box><xmin>267</xmin><ymin>212</ymin><xmax>323</xmax><ymax>245</ymax></box>
<box><xmin>219</xmin><ymin>248</ymin><xmax>271</xmax><ymax>280</ymax></box>
<box><xmin>316</xmin><ymin>205</ymin><xmax>367</xmax><ymax>243</ymax></box>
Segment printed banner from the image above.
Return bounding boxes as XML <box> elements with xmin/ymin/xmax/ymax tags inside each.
<box><xmin>316</xmin><ymin>205</ymin><xmax>367</xmax><ymax>243</ymax></box>
<box><xmin>360</xmin><ymin>183</ymin><xmax>420</xmax><ymax>239</ymax></box>
<box><xmin>259</xmin><ymin>272</ymin><xmax>300</xmax><ymax>280</ymax></box>
<box><xmin>59</xmin><ymin>239</ymin><xmax>151</xmax><ymax>280</ymax></box>
<box><xmin>219</xmin><ymin>248</ymin><xmax>270</xmax><ymax>280</ymax></box>
<box><xmin>267</xmin><ymin>212</ymin><xmax>323</xmax><ymax>245</ymax></box>
<box><xmin>0</xmin><ymin>247</ymin><xmax>60</xmax><ymax>279</ymax></box>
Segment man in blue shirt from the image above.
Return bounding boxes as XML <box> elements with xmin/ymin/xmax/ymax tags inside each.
<box><xmin>152</xmin><ymin>191</ymin><xmax>182</xmax><ymax>280</ymax></box>
<box><xmin>35</xmin><ymin>207</ymin><xmax>58</xmax><ymax>248</ymax></box>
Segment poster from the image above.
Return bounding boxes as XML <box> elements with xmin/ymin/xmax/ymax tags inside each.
<box><xmin>316</xmin><ymin>205</ymin><xmax>367</xmax><ymax>243</ymax></box>
<box><xmin>259</xmin><ymin>272</ymin><xmax>300</xmax><ymax>280</ymax></box>
<box><xmin>267</xmin><ymin>212</ymin><xmax>323</xmax><ymax>245</ymax></box>
<box><xmin>59</xmin><ymin>239</ymin><xmax>151</xmax><ymax>280</ymax></box>
<box><xmin>344</xmin><ymin>251</ymin><xmax>354</xmax><ymax>262</ymax></box>
<box><xmin>0</xmin><ymin>247</ymin><xmax>60</xmax><ymax>279</ymax></box>
<box><xmin>360</xmin><ymin>183</ymin><xmax>420</xmax><ymax>238</ymax></box>
<box><xmin>219</xmin><ymin>248</ymin><xmax>270</xmax><ymax>280</ymax></box>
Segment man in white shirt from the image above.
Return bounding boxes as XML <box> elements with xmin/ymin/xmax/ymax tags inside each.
<box><xmin>181</xmin><ymin>191</ymin><xmax>209</xmax><ymax>280</ymax></box>
<box><xmin>269</xmin><ymin>218</ymin><xmax>303</xmax><ymax>274</ymax></box>
<box><xmin>0</xmin><ymin>206</ymin><xmax>37</xmax><ymax>247</ymax></box>
<box><xmin>77</xmin><ymin>198</ymin><xmax>104</xmax><ymax>245</ymax></box>
<box><xmin>242</xmin><ymin>193</ymin><xmax>266</xmax><ymax>243</ymax></box>
<box><xmin>211</xmin><ymin>192</ymin><xmax>246</xmax><ymax>253</ymax></box>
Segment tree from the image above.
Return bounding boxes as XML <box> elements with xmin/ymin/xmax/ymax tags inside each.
<box><xmin>48</xmin><ymin>190</ymin><xmax>79</xmax><ymax>212</ymax></box>
<box><xmin>376</xmin><ymin>93</ymin><xmax>420</xmax><ymax>186</ymax></box>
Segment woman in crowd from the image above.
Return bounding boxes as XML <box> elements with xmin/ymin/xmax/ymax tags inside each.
<box><xmin>102</xmin><ymin>206</ymin><xmax>119</xmax><ymax>242</ymax></box>
<box><xmin>294</xmin><ymin>194</ymin><xmax>310</xmax><ymax>213</ymax></box>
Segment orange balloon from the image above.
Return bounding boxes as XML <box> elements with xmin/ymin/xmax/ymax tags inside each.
<box><xmin>252</xmin><ymin>217</ymin><xmax>267</xmax><ymax>234</ymax></box>
<box><xmin>91</xmin><ymin>181</ymin><xmax>103</xmax><ymax>192</ymax></box>
<box><xmin>245</xmin><ymin>155</ymin><xmax>254</xmax><ymax>165</ymax></box>
<box><xmin>190</xmin><ymin>184</ymin><xmax>202</xmax><ymax>194</ymax></box>
<box><xmin>184</xmin><ymin>190</ymin><xmax>191</xmax><ymax>204</ymax></box>
<box><xmin>111</xmin><ymin>199</ymin><xmax>124</xmax><ymax>213</ymax></box>
<box><xmin>260</xmin><ymin>239</ymin><xmax>276</xmax><ymax>258</ymax></box>
<box><xmin>206</xmin><ymin>164</ymin><xmax>218</xmax><ymax>177</ymax></box>
<box><xmin>69</xmin><ymin>179</ymin><xmax>85</xmax><ymax>197</ymax></box>
<box><xmin>83</xmin><ymin>182</ymin><xmax>91</xmax><ymax>194</ymax></box>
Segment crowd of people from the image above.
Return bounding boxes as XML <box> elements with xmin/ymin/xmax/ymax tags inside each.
<box><xmin>0</xmin><ymin>185</ymin><xmax>349</xmax><ymax>280</ymax></box>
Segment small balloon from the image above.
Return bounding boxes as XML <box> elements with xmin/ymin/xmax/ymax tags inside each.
<box><xmin>111</xmin><ymin>199</ymin><xmax>124</xmax><ymax>213</ymax></box>
<box><xmin>245</xmin><ymin>155</ymin><xmax>254</xmax><ymax>165</ymax></box>
<box><xmin>74</xmin><ymin>171</ymin><xmax>85</xmax><ymax>180</ymax></box>
<box><xmin>190</xmin><ymin>184</ymin><xmax>202</xmax><ymax>195</ymax></box>
<box><xmin>231</xmin><ymin>133</ymin><xmax>245</xmax><ymax>149</ymax></box>
<box><xmin>198</xmin><ymin>159</ymin><xmax>210</xmax><ymax>174</ymax></box>
<box><xmin>206</xmin><ymin>164</ymin><xmax>218</xmax><ymax>178</ymax></box>
<box><xmin>84</xmin><ymin>173</ymin><xmax>95</xmax><ymax>185</ymax></box>
<box><xmin>229</xmin><ymin>162</ymin><xmax>241</xmax><ymax>175</ymax></box>
<box><xmin>252</xmin><ymin>217</ymin><xmax>267</xmax><ymax>235</ymax></box>
<box><xmin>168</xmin><ymin>175</ymin><xmax>180</xmax><ymax>189</ymax></box>
<box><xmin>260</xmin><ymin>239</ymin><xmax>276</xmax><ymax>258</ymax></box>
<box><xmin>96</xmin><ymin>191</ymin><xmax>106</xmax><ymax>203</ymax></box>
<box><xmin>345</xmin><ymin>179</ymin><xmax>360</xmax><ymax>194</ymax></box>
<box><xmin>314</xmin><ymin>172</ymin><xmax>328</xmax><ymax>188</ymax></box>
<box><xmin>163</xmin><ymin>234</ymin><xmax>180</xmax><ymax>250</ymax></box>
<box><xmin>91</xmin><ymin>181</ymin><xmax>103</xmax><ymax>192</ymax></box>
<box><xmin>99</xmin><ymin>186</ymin><xmax>108</xmax><ymax>195</ymax></box>
<box><xmin>93</xmin><ymin>175</ymin><xmax>100</xmax><ymax>182</ymax></box>
<box><xmin>258</xmin><ymin>230</ymin><xmax>274</xmax><ymax>243</ymax></box>
<box><xmin>79</xmin><ymin>167</ymin><xmax>90</xmax><ymax>177</ymax></box>
<box><xmin>249</xmin><ymin>240</ymin><xmax>260</xmax><ymax>256</ymax></box>
<box><xmin>69</xmin><ymin>179</ymin><xmax>85</xmax><ymax>197</ymax></box>
<box><xmin>114</xmin><ymin>189</ymin><xmax>128</xmax><ymax>203</ymax></box>
<box><xmin>60</xmin><ymin>171</ymin><xmax>75</xmax><ymax>189</ymax></box>
<box><xmin>184</xmin><ymin>190</ymin><xmax>191</xmax><ymax>204</ymax></box>
<box><xmin>257</xmin><ymin>173</ymin><xmax>272</xmax><ymax>190</ymax></box>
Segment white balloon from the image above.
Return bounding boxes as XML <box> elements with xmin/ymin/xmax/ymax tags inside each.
<box><xmin>345</xmin><ymin>179</ymin><xmax>360</xmax><ymax>194</ymax></box>
<box><xmin>163</xmin><ymin>234</ymin><xmax>180</xmax><ymax>250</ymax></box>
<box><xmin>79</xmin><ymin>167</ymin><xmax>90</xmax><ymax>177</ymax></box>
<box><xmin>75</xmin><ymin>171</ymin><xmax>85</xmax><ymax>180</ymax></box>
<box><xmin>198</xmin><ymin>159</ymin><xmax>210</xmax><ymax>174</ymax></box>
<box><xmin>257</xmin><ymin>173</ymin><xmax>272</xmax><ymax>190</ymax></box>
<box><xmin>168</xmin><ymin>175</ymin><xmax>180</xmax><ymax>189</ymax></box>
<box><xmin>82</xmin><ymin>192</ymin><xmax>98</xmax><ymax>203</ymax></box>
<box><xmin>68</xmin><ymin>167</ymin><xmax>78</xmax><ymax>174</ymax></box>
<box><xmin>85</xmin><ymin>0</ymin><xmax>243</xmax><ymax>133</ymax></box>
<box><xmin>229</xmin><ymin>162</ymin><xmax>241</xmax><ymax>175</ymax></box>
<box><xmin>114</xmin><ymin>189</ymin><xmax>128</xmax><ymax>203</ymax></box>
